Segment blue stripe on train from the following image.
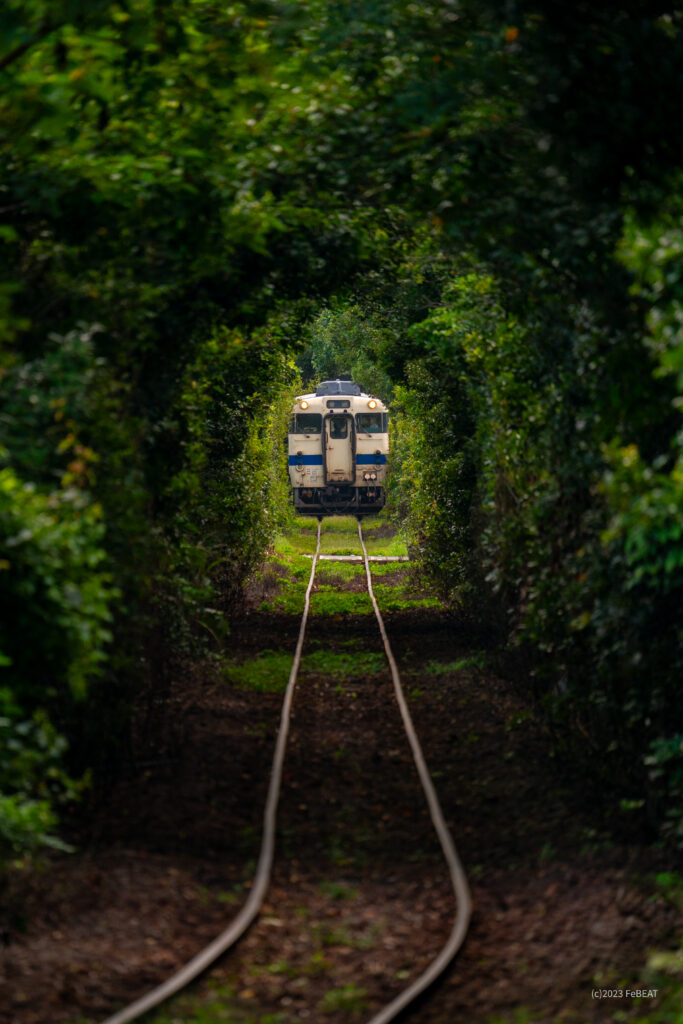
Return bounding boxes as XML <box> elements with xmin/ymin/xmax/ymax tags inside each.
<box><xmin>288</xmin><ymin>455</ymin><xmax>323</xmax><ymax>465</ymax></box>
<box><xmin>356</xmin><ymin>453</ymin><xmax>387</xmax><ymax>464</ymax></box>
<box><xmin>288</xmin><ymin>454</ymin><xmax>386</xmax><ymax>465</ymax></box>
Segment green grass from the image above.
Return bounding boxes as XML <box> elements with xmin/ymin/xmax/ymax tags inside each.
<box><xmin>131</xmin><ymin>980</ymin><xmax>275</xmax><ymax>1024</ymax></box>
<box><xmin>317</xmin><ymin>879</ymin><xmax>360</xmax><ymax>900</ymax></box>
<box><xmin>372</xmin><ymin>582</ymin><xmax>440</xmax><ymax>612</ymax></box>
<box><xmin>263</xmin><ymin>518</ymin><xmax>411</xmax><ymax>613</ymax></box>
<box><xmin>302</xmin><ymin>649</ymin><xmax>385</xmax><ymax>678</ymax></box>
<box><xmin>259</xmin><ymin>580</ymin><xmax>306</xmax><ymax>614</ymax></box>
<box><xmin>358</xmin><ymin>513</ymin><xmax>392</xmax><ymax>532</ymax></box>
<box><xmin>318</xmin><ymin>984</ymin><xmax>369</xmax><ymax>1015</ymax></box>
<box><xmin>424</xmin><ymin>653</ymin><xmax>487</xmax><ymax>674</ymax></box>
<box><xmin>363</xmin><ymin>533</ymin><xmax>408</xmax><ymax>557</ymax></box>
<box><xmin>315</xmin><ymin>560</ymin><xmax>366</xmax><ymax>583</ymax></box>
<box><xmin>273</xmin><ymin>515</ymin><xmax>407</xmax><ymax>564</ymax></box>
<box><xmin>631</xmin><ymin>950</ymin><xmax>683</xmax><ymax>1023</ymax></box>
<box><xmin>319</xmin><ymin>530</ymin><xmax>361</xmax><ymax>555</ymax></box>
<box><xmin>365</xmin><ymin>560</ymin><xmax>408</xmax><ymax>576</ymax></box>
<box><xmin>291</xmin><ymin>516</ymin><xmax>319</xmax><ymax>531</ymax></box>
<box><xmin>259</xmin><ymin>542</ymin><xmax>310</xmax><ymax>612</ymax></box>
<box><xmin>224</xmin><ymin>645</ymin><xmax>387</xmax><ymax>691</ymax></box>
<box><xmin>487</xmin><ymin>1011</ymin><xmax>540</xmax><ymax>1024</ymax></box>
<box><xmin>317</xmin><ymin>515</ymin><xmax>360</xmax><ymax>532</ymax></box>
<box><xmin>310</xmin><ymin>587</ymin><xmax>372</xmax><ymax>615</ymax></box>
<box><xmin>273</xmin><ymin>530</ymin><xmax>319</xmax><ymax>556</ymax></box>
<box><xmin>222</xmin><ymin>650</ymin><xmax>293</xmax><ymax>692</ymax></box>
<box><xmin>653</xmin><ymin>871</ymin><xmax>683</xmax><ymax>911</ymax></box>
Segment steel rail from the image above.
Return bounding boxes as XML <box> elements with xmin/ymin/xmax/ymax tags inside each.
<box><xmin>100</xmin><ymin>522</ymin><xmax>322</xmax><ymax>1024</ymax></box>
<box><xmin>358</xmin><ymin>520</ymin><xmax>472</xmax><ymax>1024</ymax></box>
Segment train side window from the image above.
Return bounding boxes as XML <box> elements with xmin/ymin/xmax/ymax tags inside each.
<box><xmin>294</xmin><ymin>413</ymin><xmax>322</xmax><ymax>433</ymax></box>
<box><xmin>329</xmin><ymin>416</ymin><xmax>348</xmax><ymax>439</ymax></box>
<box><xmin>356</xmin><ymin>413</ymin><xmax>383</xmax><ymax>433</ymax></box>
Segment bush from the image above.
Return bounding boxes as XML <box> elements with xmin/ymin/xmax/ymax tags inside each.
<box><xmin>0</xmin><ymin>462</ymin><xmax>112</xmax><ymax>861</ymax></box>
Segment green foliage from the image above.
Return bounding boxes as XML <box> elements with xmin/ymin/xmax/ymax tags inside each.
<box><xmin>0</xmin><ymin>690</ymin><xmax>81</xmax><ymax>864</ymax></box>
<box><xmin>0</xmin><ymin>457</ymin><xmax>110</xmax><ymax>860</ymax></box>
<box><xmin>389</xmin><ymin>266</ymin><xmax>683</xmax><ymax>836</ymax></box>
<box><xmin>0</xmin><ymin>0</ymin><xmax>307</xmax><ymax>860</ymax></box>
<box><xmin>0</xmin><ymin>795</ymin><xmax>68</xmax><ymax>865</ymax></box>
<box><xmin>0</xmin><ymin>463</ymin><xmax>114</xmax><ymax>701</ymax></box>
<box><xmin>299</xmin><ymin>304</ymin><xmax>394</xmax><ymax>401</ymax></box>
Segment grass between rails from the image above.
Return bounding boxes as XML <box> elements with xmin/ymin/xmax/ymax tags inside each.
<box><xmin>260</xmin><ymin>576</ymin><xmax>437</xmax><ymax>617</ymax></box>
<box><xmin>362</xmin><ymin>534</ymin><xmax>408</xmax><ymax>557</ymax></box>
<box><xmin>273</xmin><ymin>515</ymin><xmax>408</xmax><ymax>558</ymax></box>
<box><xmin>222</xmin><ymin>649</ymin><xmax>387</xmax><ymax>693</ymax></box>
<box><xmin>260</xmin><ymin>515</ymin><xmax>434</xmax><ymax>615</ymax></box>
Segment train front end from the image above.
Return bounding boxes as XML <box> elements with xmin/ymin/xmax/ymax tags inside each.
<box><xmin>288</xmin><ymin>380</ymin><xmax>388</xmax><ymax>516</ymax></box>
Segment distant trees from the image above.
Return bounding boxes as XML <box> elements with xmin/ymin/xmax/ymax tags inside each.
<box><xmin>298</xmin><ymin>305</ymin><xmax>393</xmax><ymax>401</ymax></box>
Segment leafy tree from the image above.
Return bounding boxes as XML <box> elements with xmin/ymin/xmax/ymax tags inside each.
<box><xmin>299</xmin><ymin>305</ymin><xmax>393</xmax><ymax>400</ymax></box>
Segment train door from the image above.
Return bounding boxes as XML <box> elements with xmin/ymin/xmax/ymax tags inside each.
<box><xmin>324</xmin><ymin>413</ymin><xmax>354</xmax><ymax>483</ymax></box>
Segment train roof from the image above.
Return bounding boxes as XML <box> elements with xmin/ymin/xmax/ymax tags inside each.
<box><xmin>293</xmin><ymin>380</ymin><xmax>387</xmax><ymax>411</ymax></box>
<box><xmin>315</xmin><ymin>379</ymin><xmax>361</xmax><ymax>396</ymax></box>
<box><xmin>296</xmin><ymin>380</ymin><xmax>384</xmax><ymax>401</ymax></box>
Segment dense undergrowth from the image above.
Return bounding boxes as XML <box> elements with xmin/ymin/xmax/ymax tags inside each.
<box><xmin>388</xmin><ymin>273</ymin><xmax>683</xmax><ymax>841</ymax></box>
<box><xmin>1</xmin><ymin>0</ymin><xmax>682</xmax><ymax>864</ymax></box>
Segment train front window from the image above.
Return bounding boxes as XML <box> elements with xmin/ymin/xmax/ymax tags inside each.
<box><xmin>356</xmin><ymin>413</ymin><xmax>384</xmax><ymax>433</ymax></box>
<box><xmin>329</xmin><ymin>416</ymin><xmax>348</xmax><ymax>439</ymax></box>
<box><xmin>293</xmin><ymin>413</ymin><xmax>321</xmax><ymax>433</ymax></box>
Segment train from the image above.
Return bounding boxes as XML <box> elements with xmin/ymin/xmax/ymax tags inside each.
<box><xmin>288</xmin><ymin>379</ymin><xmax>388</xmax><ymax>516</ymax></box>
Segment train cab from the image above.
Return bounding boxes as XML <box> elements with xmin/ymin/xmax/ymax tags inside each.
<box><xmin>288</xmin><ymin>380</ymin><xmax>388</xmax><ymax>516</ymax></box>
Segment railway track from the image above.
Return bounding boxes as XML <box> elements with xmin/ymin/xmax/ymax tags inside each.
<box><xmin>102</xmin><ymin>519</ymin><xmax>471</xmax><ymax>1024</ymax></box>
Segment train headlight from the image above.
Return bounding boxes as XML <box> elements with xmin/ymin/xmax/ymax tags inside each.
<box><xmin>370</xmin><ymin>472</ymin><xmax>377</xmax><ymax>480</ymax></box>
<box><xmin>300</xmin><ymin>400</ymin><xmax>309</xmax><ymax>409</ymax></box>
<box><xmin>368</xmin><ymin>399</ymin><xmax>377</xmax><ymax>409</ymax></box>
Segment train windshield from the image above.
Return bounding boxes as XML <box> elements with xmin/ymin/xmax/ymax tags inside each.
<box><xmin>292</xmin><ymin>413</ymin><xmax>322</xmax><ymax>433</ymax></box>
<box><xmin>356</xmin><ymin>413</ymin><xmax>387</xmax><ymax>433</ymax></box>
<box><xmin>328</xmin><ymin>416</ymin><xmax>349</xmax><ymax>439</ymax></box>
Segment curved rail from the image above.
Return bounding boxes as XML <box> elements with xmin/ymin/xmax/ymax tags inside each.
<box><xmin>358</xmin><ymin>521</ymin><xmax>472</xmax><ymax>1024</ymax></box>
<box><xmin>101</xmin><ymin>523</ymin><xmax>322</xmax><ymax>1024</ymax></box>
<box><xmin>101</xmin><ymin>518</ymin><xmax>471</xmax><ymax>1024</ymax></box>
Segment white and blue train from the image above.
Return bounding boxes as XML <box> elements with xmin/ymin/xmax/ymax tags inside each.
<box><xmin>288</xmin><ymin>380</ymin><xmax>388</xmax><ymax>516</ymax></box>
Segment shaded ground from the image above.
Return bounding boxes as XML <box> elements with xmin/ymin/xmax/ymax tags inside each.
<box><xmin>1</xmin><ymin>521</ymin><xmax>681</xmax><ymax>1024</ymax></box>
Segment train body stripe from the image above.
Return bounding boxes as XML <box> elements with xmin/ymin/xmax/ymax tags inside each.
<box><xmin>289</xmin><ymin>453</ymin><xmax>386</xmax><ymax>465</ymax></box>
<box><xmin>288</xmin><ymin>454</ymin><xmax>323</xmax><ymax>465</ymax></box>
<box><xmin>356</xmin><ymin>453</ymin><xmax>387</xmax><ymax>464</ymax></box>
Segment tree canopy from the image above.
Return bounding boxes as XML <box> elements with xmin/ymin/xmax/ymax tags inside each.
<box><xmin>1</xmin><ymin>1</ymin><xmax>682</xmax><ymax>857</ymax></box>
